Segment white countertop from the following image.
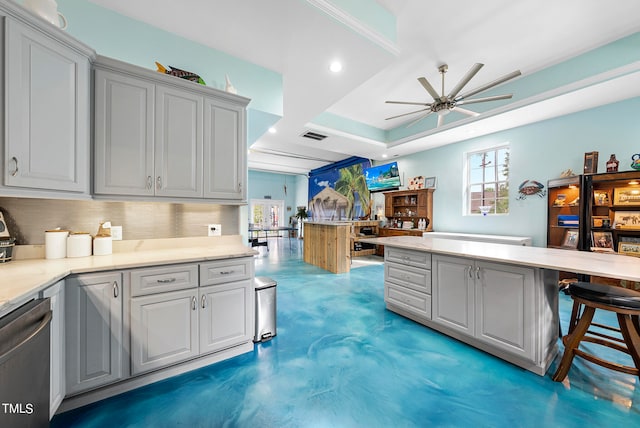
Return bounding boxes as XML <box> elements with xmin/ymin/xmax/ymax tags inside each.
<box><xmin>0</xmin><ymin>236</ymin><xmax>257</xmax><ymax>316</ymax></box>
<box><xmin>362</xmin><ymin>236</ymin><xmax>640</xmax><ymax>282</ymax></box>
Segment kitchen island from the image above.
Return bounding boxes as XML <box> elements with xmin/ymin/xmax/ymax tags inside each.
<box><xmin>303</xmin><ymin>221</ymin><xmax>352</xmax><ymax>273</ymax></box>
<box><xmin>361</xmin><ymin>235</ymin><xmax>640</xmax><ymax>375</ymax></box>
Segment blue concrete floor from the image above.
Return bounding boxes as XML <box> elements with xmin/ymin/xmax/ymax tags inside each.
<box><xmin>52</xmin><ymin>239</ymin><xmax>640</xmax><ymax>427</ymax></box>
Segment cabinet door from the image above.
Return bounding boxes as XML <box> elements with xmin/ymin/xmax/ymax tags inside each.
<box><xmin>65</xmin><ymin>272</ymin><xmax>123</xmax><ymax>395</ymax></box>
<box><xmin>475</xmin><ymin>261</ymin><xmax>535</xmax><ymax>360</ymax></box>
<box><xmin>432</xmin><ymin>255</ymin><xmax>475</xmax><ymax>336</ymax></box>
<box><xmin>4</xmin><ymin>18</ymin><xmax>89</xmax><ymax>193</ymax></box>
<box><xmin>42</xmin><ymin>281</ymin><xmax>65</xmax><ymax>418</ymax></box>
<box><xmin>130</xmin><ymin>289</ymin><xmax>199</xmax><ymax>375</ymax></box>
<box><xmin>199</xmin><ymin>280</ymin><xmax>253</xmax><ymax>355</ymax></box>
<box><xmin>155</xmin><ymin>86</ymin><xmax>203</xmax><ymax>197</ymax></box>
<box><xmin>203</xmin><ymin>97</ymin><xmax>246</xmax><ymax>200</ymax></box>
<box><xmin>94</xmin><ymin>69</ymin><xmax>154</xmax><ymax>196</ymax></box>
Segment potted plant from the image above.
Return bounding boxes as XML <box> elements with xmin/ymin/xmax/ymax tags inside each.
<box><xmin>295</xmin><ymin>206</ymin><xmax>308</xmax><ymax>238</ymax></box>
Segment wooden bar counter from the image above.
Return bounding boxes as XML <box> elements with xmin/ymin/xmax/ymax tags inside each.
<box><xmin>303</xmin><ymin>221</ymin><xmax>352</xmax><ymax>273</ymax></box>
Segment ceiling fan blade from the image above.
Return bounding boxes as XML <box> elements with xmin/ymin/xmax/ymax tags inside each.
<box><xmin>385</xmin><ymin>100</ymin><xmax>432</xmax><ymax>106</ymax></box>
<box><xmin>417</xmin><ymin>77</ymin><xmax>441</xmax><ymax>101</ymax></box>
<box><xmin>406</xmin><ymin>110</ymin><xmax>434</xmax><ymax>127</ymax></box>
<box><xmin>385</xmin><ymin>107</ymin><xmax>431</xmax><ymax>121</ymax></box>
<box><xmin>456</xmin><ymin>70</ymin><xmax>521</xmax><ymax>100</ymax></box>
<box><xmin>453</xmin><ymin>107</ymin><xmax>480</xmax><ymax>117</ymax></box>
<box><xmin>436</xmin><ymin>114</ymin><xmax>445</xmax><ymax>127</ymax></box>
<box><xmin>457</xmin><ymin>94</ymin><xmax>513</xmax><ymax>106</ymax></box>
<box><xmin>447</xmin><ymin>63</ymin><xmax>483</xmax><ymax>100</ymax></box>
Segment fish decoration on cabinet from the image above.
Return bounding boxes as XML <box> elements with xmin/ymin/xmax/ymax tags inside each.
<box><xmin>517</xmin><ymin>179</ymin><xmax>546</xmax><ymax>200</ymax></box>
<box><xmin>155</xmin><ymin>62</ymin><xmax>206</xmax><ymax>85</ymax></box>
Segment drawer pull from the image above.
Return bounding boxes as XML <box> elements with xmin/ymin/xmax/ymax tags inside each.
<box><xmin>476</xmin><ymin>266</ymin><xmax>481</xmax><ymax>280</ymax></box>
<box><xmin>192</xmin><ymin>296</ymin><xmax>197</xmax><ymax>311</ymax></box>
<box><xmin>156</xmin><ymin>278</ymin><xmax>177</xmax><ymax>284</ymax></box>
<box><xmin>201</xmin><ymin>294</ymin><xmax>206</xmax><ymax>309</ymax></box>
<box><xmin>468</xmin><ymin>266</ymin><xmax>474</xmax><ymax>279</ymax></box>
<box><xmin>113</xmin><ymin>281</ymin><xmax>119</xmax><ymax>298</ymax></box>
<box><xmin>219</xmin><ymin>270</ymin><xmax>235</xmax><ymax>275</ymax></box>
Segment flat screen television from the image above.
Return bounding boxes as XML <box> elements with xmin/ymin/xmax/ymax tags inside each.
<box><xmin>364</xmin><ymin>162</ymin><xmax>401</xmax><ymax>192</ymax></box>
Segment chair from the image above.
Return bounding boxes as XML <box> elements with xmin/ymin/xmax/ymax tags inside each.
<box><xmin>552</xmin><ymin>281</ymin><xmax>640</xmax><ymax>382</ymax></box>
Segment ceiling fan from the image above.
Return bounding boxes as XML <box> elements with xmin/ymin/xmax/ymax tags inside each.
<box><xmin>385</xmin><ymin>63</ymin><xmax>521</xmax><ymax>128</ymax></box>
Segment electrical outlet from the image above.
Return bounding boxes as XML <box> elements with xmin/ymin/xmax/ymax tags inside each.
<box><xmin>208</xmin><ymin>224</ymin><xmax>221</xmax><ymax>237</ymax></box>
<box><xmin>111</xmin><ymin>226</ymin><xmax>123</xmax><ymax>241</ymax></box>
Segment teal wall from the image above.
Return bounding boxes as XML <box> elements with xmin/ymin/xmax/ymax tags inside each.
<box><xmin>247</xmin><ymin>171</ymin><xmax>308</xmax><ymax>224</ymax></box>
<box><xmin>388</xmin><ymin>97</ymin><xmax>640</xmax><ymax>247</ymax></box>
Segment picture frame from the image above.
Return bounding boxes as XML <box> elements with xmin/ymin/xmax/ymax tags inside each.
<box><xmin>591</xmin><ymin>230</ymin><xmax>614</xmax><ymax>249</ymax></box>
<box><xmin>613</xmin><ymin>186</ymin><xmax>640</xmax><ymax>206</ymax></box>
<box><xmin>613</xmin><ymin>211</ymin><xmax>640</xmax><ymax>229</ymax></box>
<box><xmin>408</xmin><ymin>176</ymin><xmax>424</xmax><ymax>190</ymax></box>
<box><xmin>561</xmin><ymin>229</ymin><xmax>579</xmax><ymax>249</ymax></box>
<box><xmin>583</xmin><ymin>151</ymin><xmax>598</xmax><ymax>174</ymax></box>
<box><xmin>618</xmin><ymin>241</ymin><xmax>640</xmax><ymax>257</ymax></box>
<box><xmin>423</xmin><ymin>176</ymin><xmax>436</xmax><ymax>189</ymax></box>
<box><xmin>593</xmin><ymin>190</ymin><xmax>609</xmax><ymax>206</ymax></box>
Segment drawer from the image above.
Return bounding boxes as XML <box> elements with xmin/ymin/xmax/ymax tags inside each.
<box><xmin>200</xmin><ymin>258</ymin><xmax>252</xmax><ymax>286</ymax></box>
<box><xmin>131</xmin><ymin>264</ymin><xmax>198</xmax><ymax>297</ymax></box>
<box><xmin>385</xmin><ymin>262</ymin><xmax>431</xmax><ymax>294</ymax></box>
<box><xmin>385</xmin><ymin>283</ymin><xmax>431</xmax><ymax>319</ymax></box>
<box><xmin>385</xmin><ymin>247</ymin><xmax>431</xmax><ymax>269</ymax></box>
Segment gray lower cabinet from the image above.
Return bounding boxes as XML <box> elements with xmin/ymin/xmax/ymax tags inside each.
<box><xmin>2</xmin><ymin>12</ymin><xmax>92</xmax><ymax>195</ymax></box>
<box><xmin>432</xmin><ymin>254</ymin><xmax>535</xmax><ymax>360</ymax></box>
<box><xmin>65</xmin><ymin>272</ymin><xmax>123</xmax><ymax>396</ymax></box>
<box><xmin>384</xmin><ymin>247</ymin><xmax>432</xmax><ymax>319</ymax></box>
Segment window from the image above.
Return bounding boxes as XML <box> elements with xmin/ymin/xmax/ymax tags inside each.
<box><xmin>466</xmin><ymin>146</ymin><xmax>509</xmax><ymax>215</ymax></box>
<box><xmin>250</xmin><ymin>199</ymin><xmax>284</xmax><ymax>229</ymax></box>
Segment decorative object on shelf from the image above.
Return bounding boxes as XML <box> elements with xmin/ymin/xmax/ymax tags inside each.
<box><xmin>592</xmin><ymin>216</ymin><xmax>609</xmax><ymax>228</ymax></box>
<box><xmin>591</xmin><ymin>230</ymin><xmax>614</xmax><ymax>251</ymax></box>
<box><xmin>613</xmin><ymin>211</ymin><xmax>640</xmax><ymax>229</ymax></box>
<box><xmin>606</xmin><ymin>154</ymin><xmax>619</xmax><ymax>172</ymax></box>
<box><xmin>613</xmin><ymin>186</ymin><xmax>640</xmax><ymax>206</ymax></box>
<box><xmin>155</xmin><ymin>62</ymin><xmax>206</xmax><ymax>85</ymax></box>
<box><xmin>618</xmin><ymin>242</ymin><xmax>640</xmax><ymax>257</ymax></box>
<box><xmin>593</xmin><ymin>190</ymin><xmax>610</xmax><ymax>206</ymax></box>
<box><xmin>561</xmin><ymin>229</ymin><xmax>579</xmax><ymax>249</ymax></box>
<box><xmin>552</xmin><ymin>194</ymin><xmax>566</xmax><ymax>206</ymax></box>
<box><xmin>516</xmin><ymin>179</ymin><xmax>545</xmax><ymax>200</ymax></box>
<box><xmin>408</xmin><ymin>176</ymin><xmax>424</xmax><ymax>190</ymax></box>
<box><xmin>583</xmin><ymin>151</ymin><xmax>598</xmax><ymax>174</ymax></box>
<box><xmin>225</xmin><ymin>74</ymin><xmax>237</xmax><ymax>94</ymax></box>
<box><xmin>24</xmin><ymin>0</ymin><xmax>67</xmax><ymax>29</ymax></box>
<box><xmin>631</xmin><ymin>153</ymin><xmax>640</xmax><ymax>170</ymax></box>
<box><xmin>559</xmin><ymin>169</ymin><xmax>576</xmax><ymax>178</ymax></box>
<box><xmin>423</xmin><ymin>176</ymin><xmax>437</xmax><ymax>189</ymax></box>
<box><xmin>557</xmin><ymin>215</ymin><xmax>579</xmax><ymax>227</ymax></box>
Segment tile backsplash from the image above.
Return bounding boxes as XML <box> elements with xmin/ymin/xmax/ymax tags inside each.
<box><xmin>0</xmin><ymin>197</ymin><xmax>239</xmax><ymax>245</ymax></box>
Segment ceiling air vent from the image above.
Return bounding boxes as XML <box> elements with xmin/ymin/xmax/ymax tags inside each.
<box><xmin>301</xmin><ymin>130</ymin><xmax>328</xmax><ymax>141</ymax></box>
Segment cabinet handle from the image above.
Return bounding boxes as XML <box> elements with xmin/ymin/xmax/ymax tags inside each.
<box><xmin>238</xmin><ymin>182</ymin><xmax>242</xmax><ymax>192</ymax></box>
<box><xmin>10</xmin><ymin>157</ymin><xmax>18</xmax><ymax>177</ymax></box>
<box><xmin>146</xmin><ymin>176</ymin><xmax>152</xmax><ymax>190</ymax></box>
<box><xmin>476</xmin><ymin>266</ymin><xmax>481</xmax><ymax>280</ymax></box>
<box><xmin>219</xmin><ymin>270</ymin><xmax>234</xmax><ymax>275</ymax></box>
<box><xmin>156</xmin><ymin>176</ymin><xmax>162</xmax><ymax>190</ymax></box>
<box><xmin>156</xmin><ymin>278</ymin><xmax>176</xmax><ymax>284</ymax></box>
<box><xmin>201</xmin><ymin>294</ymin><xmax>206</xmax><ymax>309</ymax></box>
<box><xmin>468</xmin><ymin>266</ymin><xmax>474</xmax><ymax>279</ymax></box>
<box><xmin>192</xmin><ymin>296</ymin><xmax>197</xmax><ymax>311</ymax></box>
<box><xmin>113</xmin><ymin>281</ymin><xmax>119</xmax><ymax>298</ymax></box>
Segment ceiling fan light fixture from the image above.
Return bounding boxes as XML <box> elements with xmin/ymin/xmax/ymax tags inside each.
<box><xmin>329</xmin><ymin>60</ymin><xmax>343</xmax><ymax>73</ymax></box>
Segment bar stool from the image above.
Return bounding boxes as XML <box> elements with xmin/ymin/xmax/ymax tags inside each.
<box><xmin>552</xmin><ymin>281</ymin><xmax>640</xmax><ymax>382</ymax></box>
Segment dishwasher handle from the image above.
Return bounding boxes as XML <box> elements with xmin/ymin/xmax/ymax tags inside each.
<box><xmin>0</xmin><ymin>310</ymin><xmax>52</xmax><ymax>365</ymax></box>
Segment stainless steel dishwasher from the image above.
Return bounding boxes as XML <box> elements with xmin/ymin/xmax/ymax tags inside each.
<box><xmin>0</xmin><ymin>298</ymin><xmax>52</xmax><ymax>427</ymax></box>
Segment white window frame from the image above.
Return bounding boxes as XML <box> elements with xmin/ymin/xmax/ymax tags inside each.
<box><xmin>465</xmin><ymin>144</ymin><xmax>510</xmax><ymax>216</ymax></box>
<box><xmin>249</xmin><ymin>199</ymin><xmax>285</xmax><ymax>230</ymax></box>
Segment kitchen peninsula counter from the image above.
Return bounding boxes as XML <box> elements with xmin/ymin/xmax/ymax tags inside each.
<box><xmin>0</xmin><ymin>236</ymin><xmax>257</xmax><ymax>316</ymax></box>
<box><xmin>361</xmin><ymin>235</ymin><xmax>640</xmax><ymax>375</ymax></box>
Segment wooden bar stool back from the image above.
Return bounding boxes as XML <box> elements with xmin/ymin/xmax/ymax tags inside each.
<box><xmin>552</xmin><ymin>281</ymin><xmax>640</xmax><ymax>382</ymax></box>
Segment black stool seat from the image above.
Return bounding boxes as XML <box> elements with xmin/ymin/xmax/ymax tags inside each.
<box><xmin>569</xmin><ymin>281</ymin><xmax>640</xmax><ymax>310</ymax></box>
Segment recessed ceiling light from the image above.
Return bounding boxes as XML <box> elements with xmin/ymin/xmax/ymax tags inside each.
<box><xmin>329</xmin><ymin>61</ymin><xmax>342</xmax><ymax>73</ymax></box>
<box><xmin>268</xmin><ymin>127</ymin><xmax>276</xmax><ymax>134</ymax></box>
<box><xmin>381</xmin><ymin>154</ymin><xmax>388</xmax><ymax>158</ymax></box>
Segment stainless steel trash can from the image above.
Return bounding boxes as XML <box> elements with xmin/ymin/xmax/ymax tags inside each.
<box><xmin>254</xmin><ymin>276</ymin><xmax>277</xmax><ymax>342</ymax></box>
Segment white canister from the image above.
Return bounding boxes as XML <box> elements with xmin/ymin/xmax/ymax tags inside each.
<box><xmin>45</xmin><ymin>229</ymin><xmax>69</xmax><ymax>259</ymax></box>
<box><xmin>93</xmin><ymin>236</ymin><xmax>112</xmax><ymax>256</ymax></box>
<box><xmin>67</xmin><ymin>232</ymin><xmax>92</xmax><ymax>258</ymax></box>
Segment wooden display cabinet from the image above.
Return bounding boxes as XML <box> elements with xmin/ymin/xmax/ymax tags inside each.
<box><xmin>546</xmin><ymin>176</ymin><xmax>582</xmax><ymax>250</ymax></box>
<box><xmin>350</xmin><ymin>220</ymin><xmax>379</xmax><ymax>257</ymax></box>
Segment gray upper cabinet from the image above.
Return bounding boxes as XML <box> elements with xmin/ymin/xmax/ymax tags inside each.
<box><xmin>94</xmin><ymin>69</ymin><xmax>155</xmax><ymax>196</ymax></box>
<box><xmin>93</xmin><ymin>56</ymin><xmax>249</xmax><ymax>203</ymax></box>
<box><xmin>2</xmin><ymin>11</ymin><xmax>93</xmax><ymax>196</ymax></box>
